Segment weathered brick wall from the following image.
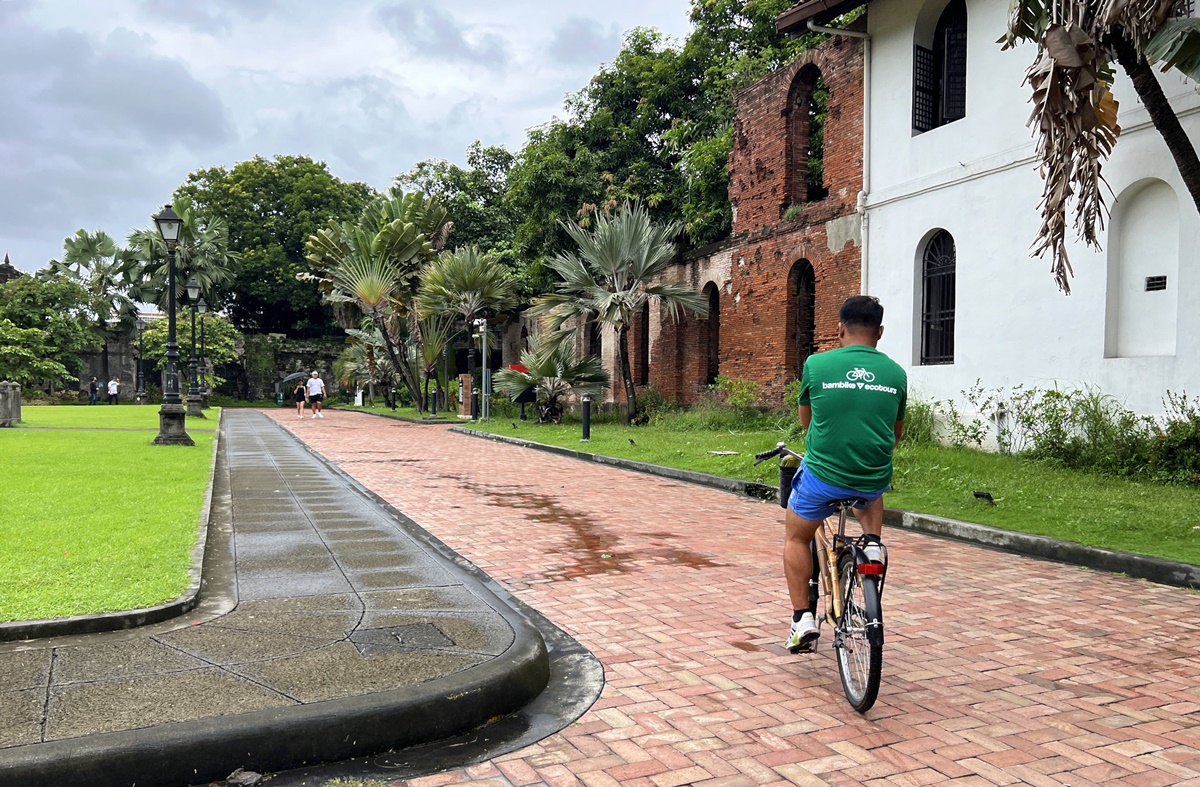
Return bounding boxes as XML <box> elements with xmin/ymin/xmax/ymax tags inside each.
<box><xmin>647</xmin><ymin>31</ymin><xmax>865</xmax><ymax>408</ymax></box>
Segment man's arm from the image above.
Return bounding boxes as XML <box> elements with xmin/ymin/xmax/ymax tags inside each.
<box><xmin>893</xmin><ymin>421</ymin><xmax>904</xmax><ymax>446</ymax></box>
<box><xmin>799</xmin><ymin>404</ymin><xmax>812</xmax><ymax>430</ymax></box>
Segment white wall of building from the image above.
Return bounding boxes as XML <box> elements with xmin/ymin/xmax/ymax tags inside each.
<box><xmin>864</xmin><ymin>0</ymin><xmax>1200</xmax><ymax>415</ymax></box>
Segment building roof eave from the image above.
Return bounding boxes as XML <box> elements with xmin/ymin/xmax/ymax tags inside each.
<box><xmin>777</xmin><ymin>0</ymin><xmax>869</xmax><ymax>33</ymax></box>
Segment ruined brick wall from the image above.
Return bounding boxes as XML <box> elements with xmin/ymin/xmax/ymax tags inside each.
<box><xmin>648</xmin><ymin>31</ymin><xmax>865</xmax><ymax>408</ymax></box>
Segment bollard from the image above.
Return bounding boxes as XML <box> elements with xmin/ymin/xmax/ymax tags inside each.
<box><xmin>581</xmin><ymin>393</ymin><xmax>592</xmax><ymax>442</ymax></box>
<box><xmin>0</xmin><ymin>382</ymin><xmax>10</xmax><ymax>428</ymax></box>
<box><xmin>471</xmin><ymin>387</ymin><xmax>480</xmax><ymax>420</ymax></box>
<box><xmin>431</xmin><ymin>388</ymin><xmax>438</xmax><ymax>417</ymax></box>
<box><xmin>10</xmin><ymin>382</ymin><xmax>20</xmax><ymax>424</ymax></box>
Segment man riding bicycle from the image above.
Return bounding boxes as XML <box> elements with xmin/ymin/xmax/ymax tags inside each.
<box><xmin>785</xmin><ymin>296</ymin><xmax>907</xmax><ymax>653</ymax></box>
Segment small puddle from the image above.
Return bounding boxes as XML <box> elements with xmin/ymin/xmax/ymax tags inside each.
<box><xmin>731</xmin><ymin>641</ymin><xmax>762</xmax><ymax>653</ymax></box>
<box><xmin>457</xmin><ymin>482</ymin><xmax>722</xmax><ymax>582</ymax></box>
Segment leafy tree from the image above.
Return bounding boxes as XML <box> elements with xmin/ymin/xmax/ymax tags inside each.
<box><xmin>529</xmin><ymin>202</ymin><xmax>707</xmax><ymax>424</ymax></box>
<box><xmin>0</xmin><ymin>320</ymin><xmax>73</xmax><ymax>386</ymax></box>
<box><xmin>335</xmin><ymin>327</ymin><xmax>398</xmax><ymax>406</ymax></box>
<box><xmin>0</xmin><ymin>274</ymin><xmax>97</xmax><ymax>384</ymax></box>
<box><xmin>126</xmin><ymin>195</ymin><xmax>240</xmax><ymax>312</ymax></box>
<box><xmin>41</xmin><ymin>229</ymin><xmax>138</xmax><ymax>381</ymax></box>
<box><xmin>493</xmin><ymin>335</ymin><xmax>610</xmax><ymax>424</ymax></box>
<box><xmin>304</xmin><ymin>189</ymin><xmax>450</xmax><ymax>412</ymax></box>
<box><xmin>416</xmin><ymin>245</ymin><xmax>518</xmax><ymax>383</ymax></box>
<box><xmin>1002</xmin><ymin>0</ymin><xmax>1200</xmax><ymax>292</ymax></box>
<box><xmin>177</xmin><ymin>155</ymin><xmax>375</xmax><ymax>335</ymax></box>
<box><xmin>141</xmin><ymin>310</ymin><xmax>240</xmax><ymax>390</ymax></box>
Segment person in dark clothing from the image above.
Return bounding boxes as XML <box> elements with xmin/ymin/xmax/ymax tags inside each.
<box><xmin>88</xmin><ymin>377</ymin><xmax>99</xmax><ymax>405</ymax></box>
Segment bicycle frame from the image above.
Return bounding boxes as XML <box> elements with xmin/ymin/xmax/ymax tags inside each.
<box><xmin>813</xmin><ymin>509</ymin><xmax>847</xmax><ymax>624</ymax></box>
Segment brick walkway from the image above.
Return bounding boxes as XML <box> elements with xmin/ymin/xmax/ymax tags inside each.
<box><xmin>267</xmin><ymin>410</ymin><xmax>1200</xmax><ymax>787</ymax></box>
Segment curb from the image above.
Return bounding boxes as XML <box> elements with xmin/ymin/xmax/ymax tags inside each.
<box><xmin>450</xmin><ymin>427</ymin><xmax>1200</xmax><ymax>591</ymax></box>
<box><xmin>0</xmin><ymin>411</ymin><xmax>223</xmax><ymax>642</ymax></box>
<box><xmin>0</xmin><ymin>412</ymin><xmax>552</xmax><ymax>787</ymax></box>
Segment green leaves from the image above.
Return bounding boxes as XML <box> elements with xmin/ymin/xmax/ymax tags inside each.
<box><xmin>1146</xmin><ymin>18</ymin><xmax>1200</xmax><ymax>81</ymax></box>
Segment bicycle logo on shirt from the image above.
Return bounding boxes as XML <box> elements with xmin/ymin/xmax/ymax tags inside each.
<box><xmin>846</xmin><ymin>367</ymin><xmax>875</xmax><ymax>382</ymax></box>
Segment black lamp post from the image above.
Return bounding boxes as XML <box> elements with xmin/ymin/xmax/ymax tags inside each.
<box><xmin>152</xmin><ymin>204</ymin><xmax>193</xmax><ymax>446</ymax></box>
<box><xmin>184</xmin><ymin>276</ymin><xmax>204</xmax><ymax>418</ymax></box>
<box><xmin>135</xmin><ymin>317</ymin><xmax>147</xmax><ymax>404</ymax></box>
<box><xmin>197</xmin><ymin>297</ymin><xmax>208</xmax><ymax>407</ymax></box>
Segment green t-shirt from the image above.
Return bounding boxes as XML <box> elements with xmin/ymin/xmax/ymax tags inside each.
<box><xmin>799</xmin><ymin>345</ymin><xmax>908</xmax><ymax>491</ymax></box>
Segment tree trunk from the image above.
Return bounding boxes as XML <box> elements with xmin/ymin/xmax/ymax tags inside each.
<box><xmin>1112</xmin><ymin>34</ymin><xmax>1200</xmax><ymax>215</ymax></box>
<box><xmin>617</xmin><ymin>326</ymin><xmax>637</xmax><ymax>426</ymax></box>
<box><xmin>373</xmin><ymin>314</ymin><xmax>422</xmax><ymax>413</ymax></box>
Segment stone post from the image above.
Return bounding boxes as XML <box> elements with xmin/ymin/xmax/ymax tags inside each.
<box><xmin>10</xmin><ymin>381</ymin><xmax>20</xmax><ymax>423</ymax></box>
<box><xmin>0</xmin><ymin>382</ymin><xmax>11</xmax><ymax>428</ymax></box>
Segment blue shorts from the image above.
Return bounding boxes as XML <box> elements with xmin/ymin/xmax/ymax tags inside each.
<box><xmin>787</xmin><ymin>462</ymin><xmax>887</xmax><ymax>521</ymax></box>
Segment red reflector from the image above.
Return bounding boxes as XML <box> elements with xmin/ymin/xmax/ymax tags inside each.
<box><xmin>857</xmin><ymin>563</ymin><xmax>885</xmax><ymax>574</ymax></box>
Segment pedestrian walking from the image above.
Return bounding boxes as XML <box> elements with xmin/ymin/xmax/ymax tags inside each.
<box><xmin>88</xmin><ymin>376</ymin><xmax>99</xmax><ymax>405</ymax></box>
<box><xmin>293</xmin><ymin>380</ymin><xmax>308</xmax><ymax>418</ymax></box>
<box><xmin>107</xmin><ymin>376</ymin><xmax>120</xmax><ymax>404</ymax></box>
<box><xmin>306</xmin><ymin>371</ymin><xmax>326</xmax><ymax>418</ymax></box>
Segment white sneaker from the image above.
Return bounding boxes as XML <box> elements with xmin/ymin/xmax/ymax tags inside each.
<box><xmin>863</xmin><ymin>542</ymin><xmax>885</xmax><ymax>563</ymax></box>
<box><xmin>311</xmin><ymin>415</ymin><xmax>317</xmax><ymax>419</ymax></box>
<box><xmin>317</xmin><ymin>412</ymin><xmax>324</xmax><ymax>418</ymax></box>
<box><xmin>785</xmin><ymin>612</ymin><xmax>820</xmax><ymax>654</ymax></box>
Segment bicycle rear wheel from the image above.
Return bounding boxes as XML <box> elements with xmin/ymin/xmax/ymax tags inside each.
<box><xmin>835</xmin><ymin>551</ymin><xmax>883</xmax><ymax>712</ymax></box>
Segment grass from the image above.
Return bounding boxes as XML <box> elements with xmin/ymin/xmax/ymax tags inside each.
<box><xmin>18</xmin><ymin>404</ymin><xmax>219</xmax><ymax>430</ymax></box>
<box><xmin>470</xmin><ymin>418</ymin><xmax>1200</xmax><ymax>565</ymax></box>
<box><xmin>0</xmin><ymin>414</ymin><xmax>216</xmax><ymax>622</ymax></box>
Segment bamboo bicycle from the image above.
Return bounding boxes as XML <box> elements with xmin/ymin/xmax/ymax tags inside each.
<box><xmin>755</xmin><ymin>441</ymin><xmax>888</xmax><ymax>713</ymax></box>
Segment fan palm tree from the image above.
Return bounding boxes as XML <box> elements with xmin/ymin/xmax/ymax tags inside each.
<box><xmin>125</xmin><ymin>196</ymin><xmax>240</xmax><ymax>310</ymax></box>
<box><xmin>1002</xmin><ymin>0</ymin><xmax>1200</xmax><ymax>292</ymax></box>
<box><xmin>42</xmin><ymin>229</ymin><xmax>137</xmax><ymax>380</ymax></box>
<box><xmin>493</xmin><ymin>335</ymin><xmax>610</xmax><ymax>424</ymax></box>
<box><xmin>416</xmin><ymin>245</ymin><xmax>518</xmax><ymax>384</ymax></box>
<box><xmin>528</xmin><ymin>202</ymin><xmax>706</xmax><ymax>425</ymax></box>
<box><xmin>336</xmin><ymin>326</ymin><xmax>398</xmax><ymax>406</ymax></box>
<box><xmin>304</xmin><ymin>188</ymin><xmax>451</xmax><ymax>412</ymax></box>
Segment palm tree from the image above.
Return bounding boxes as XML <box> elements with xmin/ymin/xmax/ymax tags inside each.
<box><xmin>416</xmin><ymin>245</ymin><xmax>518</xmax><ymax>385</ymax></box>
<box><xmin>126</xmin><ymin>196</ymin><xmax>240</xmax><ymax>311</ymax></box>
<box><xmin>336</xmin><ymin>326</ymin><xmax>398</xmax><ymax>406</ymax></box>
<box><xmin>304</xmin><ymin>188</ymin><xmax>451</xmax><ymax>412</ymax></box>
<box><xmin>1002</xmin><ymin>0</ymin><xmax>1200</xmax><ymax>292</ymax></box>
<box><xmin>529</xmin><ymin>202</ymin><xmax>706</xmax><ymax>425</ymax></box>
<box><xmin>42</xmin><ymin>229</ymin><xmax>137</xmax><ymax>381</ymax></box>
<box><xmin>493</xmin><ymin>335</ymin><xmax>610</xmax><ymax>424</ymax></box>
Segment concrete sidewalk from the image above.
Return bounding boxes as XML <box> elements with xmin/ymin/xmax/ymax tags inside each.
<box><xmin>0</xmin><ymin>410</ymin><xmax>550</xmax><ymax>787</ymax></box>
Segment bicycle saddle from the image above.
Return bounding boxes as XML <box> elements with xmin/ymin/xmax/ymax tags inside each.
<box><xmin>827</xmin><ymin>496</ymin><xmax>870</xmax><ymax>508</ymax></box>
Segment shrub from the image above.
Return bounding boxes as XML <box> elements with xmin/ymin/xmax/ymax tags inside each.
<box><xmin>901</xmin><ymin>397</ymin><xmax>937</xmax><ymax>445</ymax></box>
<box><xmin>1150</xmin><ymin>391</ymin><xmax>1200</xmax><ymax>485</ymax></box>
<box><xmin>713</xmin><ymin>375</ymin><xmax>762</xmax><ymax>410</ymax></box>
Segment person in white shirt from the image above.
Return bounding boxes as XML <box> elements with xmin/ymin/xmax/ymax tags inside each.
<box><xmin>107</xmin><ymin>376</ymin><xmax>120</xmax><ymax>404</ymax></box>
<box><xmin>305</xmin><ymin>371</ymin><xmax>326</xmax><ymax>418</ymax></box>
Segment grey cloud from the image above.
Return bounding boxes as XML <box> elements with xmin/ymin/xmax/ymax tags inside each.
<box><xmin>548</xmin><ymin>17</ymin><xmax>621</xmax><ymax>65</ymax></box>
<box><xmin>138</xmin><ymin>0</ymin><xmax>281</xmax><ymax>35</ymax></box>
<box><xmin>376</xmin><ymin>2</ymin><xmax>508</xmax><ymax>66</ymax></box>
<box><xmin>0</xmin><ymin>11</ymin><xmax>233</xmax><ymax>268</ymax></box>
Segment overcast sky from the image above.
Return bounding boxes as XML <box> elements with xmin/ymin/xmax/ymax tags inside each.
<box><xmin>1</xmin><ymin>0</ymin><xmax>693</xmax><ymax>273</ymax></box>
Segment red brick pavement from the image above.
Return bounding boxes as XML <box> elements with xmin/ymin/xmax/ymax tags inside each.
<box><xmin>266</xmin><ymin>411</ymin><xmax>1200</xmax><ymax>786</ymax></box>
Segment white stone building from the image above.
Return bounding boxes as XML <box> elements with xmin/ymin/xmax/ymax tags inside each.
<box><xmin>781</xmin><ymin>0</ymin><xmax>1200</xmax><ymax>416</ymax></box>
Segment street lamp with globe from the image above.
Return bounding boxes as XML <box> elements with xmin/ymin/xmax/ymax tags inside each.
<box><xmin>185</xmin><ymin>276</ymin><xmax>204</xmax><ymax>418</ymax></box>
<box><xmin>151</xmin><ymin>204</ymin><xmax>194</xmax><ymax>446</ymax></box>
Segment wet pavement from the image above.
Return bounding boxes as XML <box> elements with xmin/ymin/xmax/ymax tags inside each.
<box><xmin>0</xmin><ymin>411</ymin><xmax>547</xmax><ymax>787</ymax></box>
<box><xmin>269</xmin><ymin>408</ymin><xmax>1200</xmax><ymax>787</ymax></box>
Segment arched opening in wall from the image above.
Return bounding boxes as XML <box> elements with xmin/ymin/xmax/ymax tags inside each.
<box><xmin>919</xmin><ymin>229</ymin><xmax>956</xmax><ymax>365</ymax></box>
<box><xmin>787</xmin><ymin>260</ymin><xmax>817</xmax><ymax>380</ymax></box>
<box><xmin>638</xmin><ymin>301</ymin><xmax>650</xmax><ymax>386</ymax></box>
<box><xmin>1106</xmin><ymin>179</ymin><xmax>1179</xmax><ymax>357</ymax></box>
<box><xmin>703</xmin><ymin>283</ymin><xmax>721</xmax><ymax>385</ymax></box>
<box><xmin>786</xmin><ymin>65</ymin><xmax>828</xmax><ymax>210</ymax></box>
<box><xmin>519</xmin><ymin>325</ymin><xmax>529</xmax><ymax>353</ymax></box>
<box><xmin>913</xmin><ymin>0</ymin><xmax>967</xmax><ymax>133</ymax></box>
<box><xmin>587</xmin><ymin>313</ymin><xmax>602</xmax><ymax>358</ymax></box>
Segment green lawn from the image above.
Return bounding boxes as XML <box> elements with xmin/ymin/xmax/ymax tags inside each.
<box><xmin>469</xmin><ymin>420</ymin><xmax>1200</xmax><ymax>565</ymax></box>
<box><xmin>18</xmin><ymin>404</ymin><xmax>218</xmax><ymax>430</ymax></box>
<box><xmin>0</xmin><ymin>418</ymin><xmax>216</xmax><ymax>622</ymax></box>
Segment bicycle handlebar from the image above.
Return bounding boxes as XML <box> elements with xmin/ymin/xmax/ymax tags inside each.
<box><xmin>754</xmin><ymin>442</ymin><xmax>803</xmax><ymax>466</ymax></box>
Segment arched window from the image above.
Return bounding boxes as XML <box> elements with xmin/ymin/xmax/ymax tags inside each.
<box><xmin>587</xmin><ymin>314</ymin><xmax>602</xmax><ymax>358</ymax></box>
<box><xmin>920</xmin><ymin>230</ymin><xmax>956</xmax><ymax>365</ymax></box>
<box><xmin>703</xmin><ymin>284</ymin><xmax>721</xmax><ymax>385</ymax></box>
<box><xmin>787</xmin><ymin>66</ymin><xmax>828</xmax><ymax>209</ymax></box>
<box><xmin>638</xmin><ymin>301</ymin><xmax>650</xmax><ymax>386</ymax></box>
<box><xmin>914</xmin><ymin>0</ymin><xmax>967</xmax><ymax>133</ymax></box>
<box><xmin>788</xmin><ymin>260</ymin><xmax>817</xmax><ymax>379</ymax></box>
<box><xmin>519</xmin><ymin>325</ymin><xmax>530</xmax><ymax>353</ymax></box>
<box><xmin>1106</xmin><ymin>180</ymin><xmax>1179</xmax><ymax>357</ymax></box>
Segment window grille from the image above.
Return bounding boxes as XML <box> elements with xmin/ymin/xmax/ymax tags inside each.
<box><xmin>942</xmin><ymin>27</ymin><xmax>968</xmax><ymax>122</ymax></box>
<box><xmin>920</xmin><ymin>230</ymin><xmax>956</xmax><ymax>365</ymax></box>
<box><xmin>913</xmin><ymin>45</ymin><xmax>936</xmax><ymax>133</ymax></box>
<box><xmin>1145</xmin><ymin>275</ymin><xmax>1168</xmax><ymax>291</ymax></box>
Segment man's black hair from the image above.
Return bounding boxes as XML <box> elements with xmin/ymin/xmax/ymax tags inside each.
<box><xmin>839</xmin><ymin>296</ymin><xmax>884</xmax><ymax>331</ymax></box>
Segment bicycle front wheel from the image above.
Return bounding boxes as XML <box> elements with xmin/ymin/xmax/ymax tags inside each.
<box><xmin>835</xmin><ymin>552</ymin><xmax>883</xmax><ymax>713</ymax></box>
